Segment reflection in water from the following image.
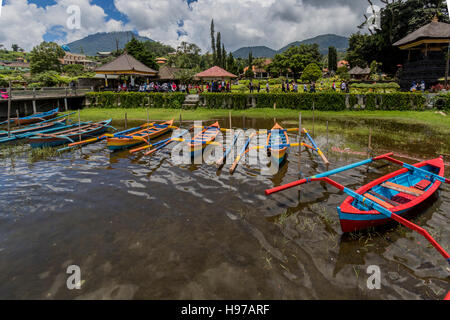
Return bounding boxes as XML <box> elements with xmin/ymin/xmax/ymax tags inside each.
<box><xmin>0</xmin><ymin>117</ymin><xmax>448</xmax><ymax>300</ymax></box>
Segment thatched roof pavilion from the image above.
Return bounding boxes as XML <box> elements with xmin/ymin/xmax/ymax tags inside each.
<box><xmin>195</xmin><ymin>66</ymin><xmax>237</xmax><ymax>81</ymax></box>
<box><xmin>96</xmin><ymin>53</ymin><xmax>158</xmax><ymax>76</ymax></box>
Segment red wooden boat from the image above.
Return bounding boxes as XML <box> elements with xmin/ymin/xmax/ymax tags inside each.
<box><xmin>265</xmin><ymin>153</ymin><xmax>450</xmax><ymax>264</ymax></box>
<box><xmin>338</xmin><ymin>157</ymin><xmax>445</xmax><ymax>233</ymax></box>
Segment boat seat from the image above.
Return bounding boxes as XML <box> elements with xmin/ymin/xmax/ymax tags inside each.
<box><xmin>363</xmin><ymin>193</ymin><xmax>395</xmax><ymax>209</ymax></box>
<box><xmin>368</xmin><ymin>190</ymin><xmax>400</xmax><ymax>206</ymax></box>
<box><xmin>381</xmin><ymin>181</ymin><xmax>424</xmax><ymax>197</ymax></box>
<box><xmin>414</xmin><ymin>179</ymin><xmax>432</xmax><ymax>191</ymax></box>
<box><xmin>392</xmin><ymin>192</ymin><xmax>416</xmax><ymax>204</ymax></box>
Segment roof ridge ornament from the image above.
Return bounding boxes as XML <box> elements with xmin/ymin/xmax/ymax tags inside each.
<box><xmin>432</xmin><ymin>15</ymin><xmax>439</xmax><ymax>23</ymax></box>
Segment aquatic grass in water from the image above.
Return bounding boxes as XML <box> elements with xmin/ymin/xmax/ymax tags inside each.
<box><xmin>28</xmin><ymin>147</ymin><xmax>60</xmax><ymax>163</ymax></box>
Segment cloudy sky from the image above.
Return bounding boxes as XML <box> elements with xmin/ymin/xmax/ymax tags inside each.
<box><xmin>0</xmin><ymin>0</ymin><xmax>384</xmax><ymax>52</ymax></box>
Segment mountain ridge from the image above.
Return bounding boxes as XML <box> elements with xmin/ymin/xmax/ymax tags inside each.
<box><xmin>65</xmin><ymin>31</ymin><xmax>153</xmax><ymax>56</ymax></box>
<box><xmin>232</xmin><ymin>34</ymin><xmax>349</xmax><ymax>58</ymax></box>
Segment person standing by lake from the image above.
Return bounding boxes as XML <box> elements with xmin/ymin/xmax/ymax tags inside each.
<box><xmin>282</xmin><ymin>82</ymin><xmax>285</xmax><ymax>93</ymax></box>
<box><xmin>266</xmin><ymin>82</ymin><xmax>270</xmax><ymax>93</ymax></box>
<box><xmin>257</xmin><ymin>82</ymin><xmax>261</xmax><ymax>93</ymax></box>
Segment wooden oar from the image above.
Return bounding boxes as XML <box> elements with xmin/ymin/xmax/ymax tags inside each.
<box><xmin>266</xmin><ymin>153</ymin><xmax>394</xmax><ymax>195</ymax></box>
<box><xmin>129</xmin><ymin>126</ymin><xmax>193</xmax><ymax>154</ymax></box>
<box><xmin>378</xmin><ymin>154</ymin><xmax>450</xmax><ymax>185</ymax></box>
<box><xmin>217</xmin><ymin>131</ymin><xmax>241</xmax><ymax>166</ymax></box>
<box><xmin>302</xmin><ymin>128</ymin><xmax>329</xmax><ymax>165</ymax></box>
<box><xmin>57</xmin><ymin>123</ymin><xmax>151</xmax><ymax>152</ymax></box>
<box><xmin>268</xmin><ymin>175</ymin><xmax>450</xmax><ymax>264</ymax></box>
<box><xmin>229</xmin><ymin>132</ymin><xmax>257</xmax><ymax>174</ymax></box>
<box><xmin>141</xmin><ymin>128</ymin><xmax>193</xmax><ymax>156</ymax></box>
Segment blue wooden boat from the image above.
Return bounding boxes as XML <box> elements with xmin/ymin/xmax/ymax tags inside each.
<box><xmin>338</xmin><ymin>157</ymin><xmax>445</xmax><ymax>232</ymax></box>
<box><xmin>28</xmin><ymin>119</ymin><xmax>112</xmax><ymax>148</ymax></box>
<box><xmin>267</xmin><ymin>123</ymin><xmax>289</xmax><ymax>165</ymax></box>
<box><xmin>188</xmin><ymin>122</ymin><xmax>221</xmax><ymax>158</ymax></box>
<box><xmin>0</xmin><ymin>119</ymin><xmax>66</xmax><ymax>139</ymax></box>
<box><xmin>0</xmin><ymin>108</ymin><xmax>59</xmax><ymax>126</ymax></box>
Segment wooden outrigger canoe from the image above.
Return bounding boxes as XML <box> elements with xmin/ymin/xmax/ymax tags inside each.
<box><xmin>1</xmin><ymin>108</ymin><xmax>59</xmax><ymax>126</ymax></box>
<box><xmin>267</xmin><ymin>123</ymin><xmax>290</xmax><ymax>165</ymax></box>
<box><xmin>106</xmin><ymin>120</ymin><xmax>174</xmax><ymax>151</ymax></box>
<box><xmin>266</xmin><ymin>153</ymin><xmax>450</xmax><ymax>264</ymax></box>
<box><xmin>0</xmin><ymin>119</ymin><xmax>67</xmax><ymax>139</ymax></box>
<box><xmin>28</xmin><ymin>119</ymin><xmax>112</xmax><ymax>148</ymax></box>
<box><xmin>188</xmin><ymin>122</ymin><xmax>221</xmax><ymax>158</ymax></box>
<box><xmin>338</xmin><ymin>157</ymin><xmax>445</xmax><ymax>233</ymax></box>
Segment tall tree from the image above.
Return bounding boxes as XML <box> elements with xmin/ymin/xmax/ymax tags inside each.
<box><xmin>268</xmin><ymin>44</ymin><xmax>322</xmax><ymax>80</ymax></box>
<box><xmin>125</xmin><ymin>37</ymin><xmax>158</xmax><ymax>70</ymax></box>
<box><xmin>216</xmin><ymin>32</ymin><xmax>222</xmax><ymax>67</ymax></box>
<box><xmin>210</xmin><ymin>19</ymin><xmax>216</xmax><ymax>65</ymax></box>
<box><xmin>328</xmin><ymin>46</ymin><xmax>338</xmax><ymax>72</ymax></box>
<box><xmin>11</xmin><ymin>44</ymin><xmax>19</xmax><ymax>52</ymax></box>
<box><xmin>226</xmin><ymin>52</ymin><xmax>237</xmax><ymax>74</ymax></box>
<box><xmin>349</xmin><ymin>0</ymin><xmax>449</xmax><ymax>73</ymax></box>
<box><xmin>30</xmin><ymin>42</ymin><xmax>66</xmax><ymax>74</ymax></box>
<box><xmin>221</xmin><ymin>44</ymin><xmax>226</xmax><ymax>68</ymax></box>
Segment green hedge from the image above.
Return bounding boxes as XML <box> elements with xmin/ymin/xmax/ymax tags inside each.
<box><xmin>435</xmin><ymin>93</ymin><xmax>450</xmax><ymax>110</ymax></box>
<box><xmin>200</xmin><ymin>93</ymin><xmax>426</xmax><ymax>111</ymax></box>
<box><xmin>86</xmin><ymin>92</ymin><xmax>428</xmax><ymax>111</ymax></box>
<box><xmin>86</xmin><ymin>92</ymin><xmax>187</xmax><ymax>109</ymax></box>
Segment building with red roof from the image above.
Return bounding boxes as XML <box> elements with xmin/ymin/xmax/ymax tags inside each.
<box><xmin>195</xmin><ymin>66</ymin><xmax>237</xmax><ymax>81</ymax></box>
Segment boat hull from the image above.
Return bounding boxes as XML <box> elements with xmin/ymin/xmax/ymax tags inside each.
<box><xmin>338</xmin><ymin>157</ymin><xmax>444</xmax><ymax>233</ymax></box>
<box><xmin>0</xmin><ymin>120</ymin><xmax>66</xmax><ymax>138</ymax></box>
<box><xmin>267</xmin><ymin>123</ymin><xmax>289</xmax><ymax>167</ymax></box>
<box><xmin>106</xmin><ymin>122</ymin><xmax>173</xmax><ymax>151</ymax></box>
<box><xmin>188</xmin><ymin>122</ymin><xmax>220</xmax><ymax>159</ymax></box>
<box><xmin>12</xmin><ymin>108</ymin><xmax>59</xmax><ymax>126</ymax></box>
<box><xmin>28</xmin><ymin>120</ymin><xmax>111</xmax><ymax>148</ymax></box>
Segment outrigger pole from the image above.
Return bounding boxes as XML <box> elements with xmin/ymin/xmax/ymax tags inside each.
<box><xmin>265</xmin><ymin>153</ymin><xmax>450</xmax><ymax>264</ymax></box>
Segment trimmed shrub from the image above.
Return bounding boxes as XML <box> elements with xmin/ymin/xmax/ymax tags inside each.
<box><xmin>86</xmin><ymin>92</ymin><xmax>428</xmax><ymax>111</ymax></box>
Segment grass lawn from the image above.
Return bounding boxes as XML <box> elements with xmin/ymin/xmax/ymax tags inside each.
<box><xmin>70</xmin><ymin>108</ymin><xmax>450</xmax><ymax>134</ymax></box>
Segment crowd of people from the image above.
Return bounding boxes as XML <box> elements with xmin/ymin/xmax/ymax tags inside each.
<box><xmin>115</xmin><ymin>80</ymin><xmax>234</xmax><ymax>94</ymax></box>
<box><xmin>117</xmin><ymin>82</ymin><xmax>197</xmax><ymax>93</ymax></box>
<box><xmin>410</xmin><ymin>80</ymin><xmax>426</xmax><ymax>92</ymax></box>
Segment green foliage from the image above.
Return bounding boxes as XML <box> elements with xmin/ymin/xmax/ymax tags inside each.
<box><xmin>31</xmin><ymin>71</ymin><xmax>71</xmax><ymax>87</ymax></box>
<box><xmin>336</xmin><ymin>66</ymin><xmax>350</xmax><ymax>80</ymax></box>
<box><xmin>86</xmin><ymin>92</ymin><xmax>428</xmax><ymax>111</ymax></box>
<box><xmin>143</xmin><ymin>41</ymin><xmax>175</xmax><ymax>57</ymax></box>
<box><xmin>268</xmin><ymin>44</ymin><xmax>322</xmax><ymax>79</ymax></box>
<box><xmin>168</xmin><ymin>42</ymin><xmax>202</xmax><ymax>69</ymax></box>
<box><xmin>30</xmin><ymin>42</ymin><xmax>65</xmax><ymax>74</ymax></box>
<box><xmin>175</xmin><ymin>69</ymin><xmax>197</xmax><ymax>84</ymax></box>
<box><xmin>86</xmin><ymin>92</ymin><xmax>187</xmax><ymax>109</ymax></box>
<box><xmin>350</xmin><ymin>82</ymin><xmax>400</xmax><ymax>93</ymax></box>
<box><xmin>347</xmin><ymin>0</ymin><xmax>449</xmax><ymax>73</ymax></box>
<box><xmin>328</xmin><ymin>47</ymin><xmax>338</xmax><ymax>72</ymax></box>
<box><xmin>62</xmin><ymin>64</ymin><xmax>85</xmax><ymax>77</ymax></box>
<box><xmin>301</xmin><ymin>63</ymin><xmax>322</xmax><ymax>83</ymax></box>
<box><xmin>435</xmin><ymin>93</ymin><xmax>450</xmax><ymax>110</ymax></box>
<box><xmin>125</xmin><ymin>37</ymin><xmax>158</xmax><ymax>70</ymax></box>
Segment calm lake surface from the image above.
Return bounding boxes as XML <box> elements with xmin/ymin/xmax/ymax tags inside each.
<box><xmin>0</xmin><ymin>117</ymin><xmax>448</xmax><ymax>299</ymax></box>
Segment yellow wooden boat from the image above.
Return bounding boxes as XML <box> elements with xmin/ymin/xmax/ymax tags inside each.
<box><xmin>107</xmin><ymin>120</ymin><xmax>174</xmax><ymax>151</ymax></box>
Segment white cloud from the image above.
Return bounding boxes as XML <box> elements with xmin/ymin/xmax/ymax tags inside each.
<box><xmin>0</xmin><ymin>0</ymin><xmax>123</xmax><ymax>51</ymax></box>
<box><xmin>115</xmin><ymin>0</ymin><xmax>362</xmax><ymax>52</ymax></box>
<box><xmin>0</xmin><ymin>0</ymin><xmax>364</xmax><ymax>53</ymax></box>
